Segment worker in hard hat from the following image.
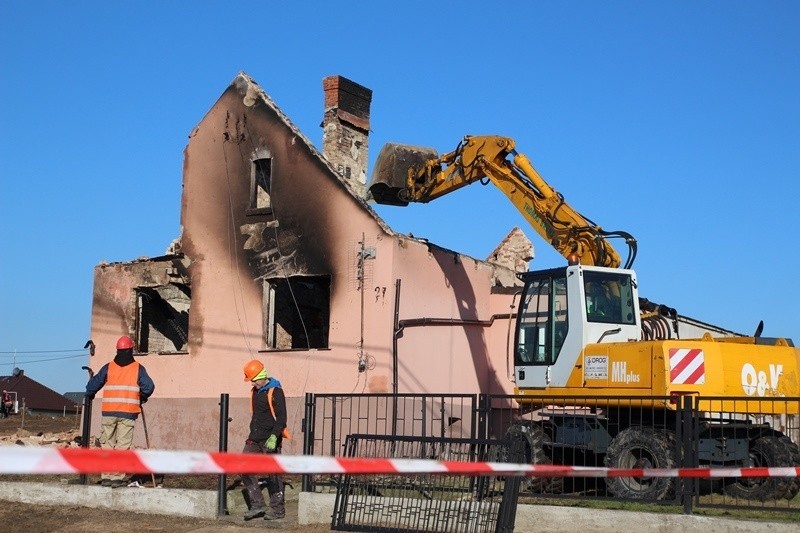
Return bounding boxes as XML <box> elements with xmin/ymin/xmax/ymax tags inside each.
<box><xmin>85</xmin><ymin>336</ymin><xmax>155</xmax><ymax>488</ymax></box>
<box><xmin>1</xmin><ymin>389</ymin><xmax>12</xmax><ymax>418</ymax></box>
<box><xmin>241</xmin><ymin>359</ymin><xmax>288</xmax><ymax>521</ymax></box>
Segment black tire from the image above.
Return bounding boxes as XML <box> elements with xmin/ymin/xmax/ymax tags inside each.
<box><xmin>784</xmin><ymin>436</ymin><xmax>800</xmax><ymax>500</ymax></box>
<box><xmin>604</xmin><ymin>427</ymin><xmax>677</xmax><ymax>501</ymax></box>
<box><xmin>474</xmin><ymin>442</ymin><xmax>511</xmax><ymax>499</ymax></box>
<box><xmin>723</xmin><ymin>435</ymin><xmax>800</xmax><ymax>501</ymax></box>
<box><xmin>506</xmin><ymin>423</ymin><xmax>563</xmax><ymax>494</ymax></box>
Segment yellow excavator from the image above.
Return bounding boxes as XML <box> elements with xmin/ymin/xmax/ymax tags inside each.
<box><xmin>369</xmin><ymin>135</ymin><xmax>800</xmax><ymax>501</ymax></box>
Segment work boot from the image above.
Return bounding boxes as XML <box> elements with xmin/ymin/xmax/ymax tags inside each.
<box><xmin>264</xmin><ymin>492</ymin><xmax>285</xmax><ymax>520</ymax></box>
<box><xmin>243</xmin><ymin>506</ymin><xmax>266</xmax><ymax>521</ymax></box>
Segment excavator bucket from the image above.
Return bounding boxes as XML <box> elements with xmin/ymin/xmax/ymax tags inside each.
<box><xmin>367</xmin><ymin>143</ymin><xmax>439</xmax><ymax>206</ymax></box>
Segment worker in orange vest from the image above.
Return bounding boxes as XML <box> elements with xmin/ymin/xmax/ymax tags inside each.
<box><xmin>241</xmin><ymin>359</ymin><xmax>288</xmax><ymax>521</ymax></box>
<box><xmin>85</xmin><ymin>335</ymin><xmax>155</xmax><ymax>488</ymax></box>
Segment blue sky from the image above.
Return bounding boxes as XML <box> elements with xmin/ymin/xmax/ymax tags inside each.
<box><xmin>1</xmin><ymin>2</ymin><xmax>798</xmax><ymax>394</ymax></box>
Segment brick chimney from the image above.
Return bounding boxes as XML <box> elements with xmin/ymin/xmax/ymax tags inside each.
<box><xmin>321</xmin><ymin>75</ymin><xmax>372</xmax><ymax>198</ymax></box>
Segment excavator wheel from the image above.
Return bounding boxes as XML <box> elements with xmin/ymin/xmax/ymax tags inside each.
<box><xmin>505</xmin><ymin>423</ymin><xmax>563</xmax><ymax>494</ymax></box>
<box><xmin>723</xmin><ymin>435</ymin><xmax>800</xmax><ymax>501</ymax></box>
<box><xmin>474</xmin><ymin>440</ymin><xmax>516</xmax><ymax>499</ymax></box>
<box><xmin>604</xmin><ymin>427</ymin><xmax>678</xmax><ymax>501</ymax></box>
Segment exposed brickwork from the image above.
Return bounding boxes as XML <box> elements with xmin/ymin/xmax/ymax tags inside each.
<box><xmin>321</xmin><ymin>75</ymin><xmax>373</xmax><ymax>198</ymax></box>
<box><xmin>487</xmin><ymin>227</ymin><xmax>534</xmax><ymax>273</ymax></box>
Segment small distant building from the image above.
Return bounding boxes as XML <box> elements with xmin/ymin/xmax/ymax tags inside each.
<box><xmin>0</xmin><ymin>370</ymin><xmax>79</xmax><ymax>416</ymax></box>
<box><xmin>63</xmin><ymin>392</ymin><xmax>87</xmax><ymax>406</ymax></box>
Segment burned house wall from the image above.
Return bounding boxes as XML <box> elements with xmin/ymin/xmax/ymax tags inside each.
<box><xmin>90</xmin><ymin>256</ymin><xmax>191</xmax><ymax>354</ymax></box>
<box><xmin>88</xmin><ymin>256</ymin><xmax>197</xmax><ymax>449</ymax></box>
<box><xmin>387</xmin><ymin>237</ymin><xmax>515</xmax><ymax>397</ymax></box>
<box><xmin>128</xmin><ymin>75</ymin><xmax>401</xmax><ymax>450</ymax></box>
<box><xmin>88</xmin><ymin>73</ymin><xmax>521</xmax><ymax>451</ymax></box>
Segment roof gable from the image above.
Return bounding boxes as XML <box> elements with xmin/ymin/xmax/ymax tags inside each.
<box><xmin>231</xmin><ymin>72</ymin><xmax>393</xmax><ymax>235</ymax></box>
<box><xmin>231</xmin><ymin>73</ymin><xmax>525</xmax><ymax>275</ymax></box>
<box><xmin>0</xmin><ymin>374</ymin><xmax>78</xmax><ymax>412</ymax></box>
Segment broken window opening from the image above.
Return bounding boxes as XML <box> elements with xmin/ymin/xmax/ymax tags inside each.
<box><xmin>136</xmin><ymin>284</ymin><xmax>190</xmax><ymax>354</ymax></box>
<box><xmin>248</xmin><ymin>157</ymin><xmax>272</xmax><ymax>214</ymax></box>
<box><xmin>263</xmin><ymin>276</ymin><xmax>330</xmax><ymax>350</ymax></box>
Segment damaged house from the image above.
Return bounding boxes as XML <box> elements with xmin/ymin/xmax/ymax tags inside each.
<box><xmin>88</xmin><ymin>73</ymin><xmax>531</xmax><ymax>451</ymax></box>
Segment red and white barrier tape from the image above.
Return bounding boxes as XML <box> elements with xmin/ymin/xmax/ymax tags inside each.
<box><xmin>1</xmin><ymin>447</ymin><xmax>798</xmax><ymax>478</ymax></box>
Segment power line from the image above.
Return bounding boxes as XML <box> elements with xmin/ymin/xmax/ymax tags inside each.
<box><xmin>1</xmin><ymin>353</ymin><xmax>88</xmax><ymax>358</ymax></box>
<box><xmin>0</xmin><ymin>349</ymin><xmax>86</xmax><ymax>354</ymax></box>
<box><xmin>0</xmin><ymin>354</ymin><xmax>86</xmax><ymax>366</ymax></box>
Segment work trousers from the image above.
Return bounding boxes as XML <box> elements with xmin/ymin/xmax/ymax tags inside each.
<box><xmin>241</xmin><ymin>439</ymin><xmax>284</xmax><ymax>511</ymax></box>
<box><xmin>100</xmin><ymin>415</ymin><xmax>136</xmax><ymax>482</ymax></box>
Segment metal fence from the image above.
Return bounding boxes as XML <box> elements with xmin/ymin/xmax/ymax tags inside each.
<box><xmin>302</xmin><ymin>393</ymin><xmax>477</xmax><ymax>492</ymax></box>
<box><xmin>684</xmin><ymin>395</ymin><xmax>800</xmax><ymax>513</ymax></box>
<box><xmin>332</xmin><ymin>434</ymin><xmax>522</xmax><ymax>533</ymax></box>
<box><xmin>302</xmin><ymin>392</ymin><xmax>800</xmax><ymax>515</ymax></box>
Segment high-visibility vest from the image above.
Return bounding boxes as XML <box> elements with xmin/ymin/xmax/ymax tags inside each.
<box><xmin>267</xmin><ymin>388</ymin><xmax>291</xmax><ymax>440</ymax></box>
<box><xmin>101</xmin><ymin>361</ymin><xmax>142</xmax><ymax>414</ymax></box>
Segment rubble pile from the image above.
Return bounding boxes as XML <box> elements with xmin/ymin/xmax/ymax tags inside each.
<box><xmin>0</xmin><ymin>428</ymin><xmax>82</xmax><ymax>448</ymax></box>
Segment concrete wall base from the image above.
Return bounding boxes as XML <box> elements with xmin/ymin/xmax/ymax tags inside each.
<box><xmin>298</xmin><ymin>491</ymin><xmax>335</xmax><ymax>525</ymax></box>
<box><xmin>0</xmin><ymin>481</ymin><xmax>218</xmax><ymax>519</ymax></box>
<box><xmin>298</xmin><ymin>491</ymin><xmax>798</xmax><ymax>533</ymax></box>
<box><xmin>1</xmin><ymin>483</ymin><xmax>795</xmax><ymax>532</ymax></box>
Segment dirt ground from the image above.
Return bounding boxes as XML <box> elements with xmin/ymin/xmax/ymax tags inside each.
<box><xmin>0</xmin><ymin>414</ymin><xmax>334</xmax><ymax>532</ymax></box>
<box><xmin>0</xmin><ymin>503</ymin><xmax>336</xmax><ymax>532</ymax></box>
<box><xmin>0</xmin><ymin>411</ymin><xmax>81</xmax><ymax>437</ymax></box>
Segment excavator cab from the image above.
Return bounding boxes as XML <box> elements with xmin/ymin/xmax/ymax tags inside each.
<box><xmin>514</xmin><ymin>264</ymin><xmax>641</xmax><ymax>389</ymax></box>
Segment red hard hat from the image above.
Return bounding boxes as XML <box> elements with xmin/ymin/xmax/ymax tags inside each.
<box><xmin>116</xmin><ymin>336</ymin><xmax>134</xmax><ymax>350</ymax></box>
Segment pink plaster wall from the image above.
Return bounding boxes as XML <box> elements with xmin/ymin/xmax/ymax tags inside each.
<box><xmin>88</xmin><ymin>74</ymin><xmax>519</xmax><ymax>450</ymax></box>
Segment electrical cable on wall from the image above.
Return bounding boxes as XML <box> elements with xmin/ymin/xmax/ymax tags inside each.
<box><xmin>232</xmin><ymin>119</ymin><xmax>312</xmax><ymax>436</ymax></box>
<box><xmin>222</xmin><ymin>122</ymin><xmax>256</xmax><ymax>357</ymax></box>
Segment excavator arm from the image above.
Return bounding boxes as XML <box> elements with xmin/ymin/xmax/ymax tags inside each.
<box><xmin>369</xmin><ymin>135</ymin><xmax>637</xmax><ymax>269</ymax></box>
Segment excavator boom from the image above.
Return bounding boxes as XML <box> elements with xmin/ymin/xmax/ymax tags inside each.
<box><xmin>368</xmin><ymin>132</ymin><xmax>800</xmax><ymax>503</ymax></box>
<box><xmin>369</xmin><ymin>135</ymin><xmax>636</xmax><ymax>269</ymax></box>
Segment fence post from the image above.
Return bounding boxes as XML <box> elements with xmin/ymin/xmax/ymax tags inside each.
<box><xmin>79</xmin><ymin>394</ymin><xmax>93</xmax><ymax>485</ymax></box>
<box><xmin>217</xmin><ymin>393</ymin><xmax>230</xmax><ymax>517</ymax></box>
<box><xmin>477</xmin><ymin>394</ymin><xmax>489</xmax><ymax>441</ymax></box>
<box><xmin>496</xmin><ymin>437</ymin><xmax>524</xmax><ymax>533</ymax></box>
<box><xmin>302</xmin><ymin>392</ymin><xmax>314</xmax><ymax>492</ymax></box>
<box><xmin>680</xmin><ymin>395</ymin><xmax>695</xmax><ymax>515</ymax></box>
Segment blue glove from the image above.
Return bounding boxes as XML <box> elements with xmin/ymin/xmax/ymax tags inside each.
<box><xmin>265</xmin><ymin>434</ymin><xmax>277</xmax><ymax>452</ymax></box>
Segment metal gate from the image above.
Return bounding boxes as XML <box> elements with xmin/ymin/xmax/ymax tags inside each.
<box><xmin>332</xmin><ymin>434</ymin><xmax>522</xmax><ymax>533</ymax></box>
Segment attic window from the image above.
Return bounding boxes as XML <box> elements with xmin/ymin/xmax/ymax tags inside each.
<box><xmin>248</xmin><ymin>157</ymin><xmax>272</xmax><ymax>214</ymax></box>
<box><xmin>135</xmin><ymin>284</ymin><xmax>190</xmax><ymax>354</ymax></box>
<box><xmin>262</xmin><ymin>276</ymin><xmax>330</xmax><ymax>350</ymax></box>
